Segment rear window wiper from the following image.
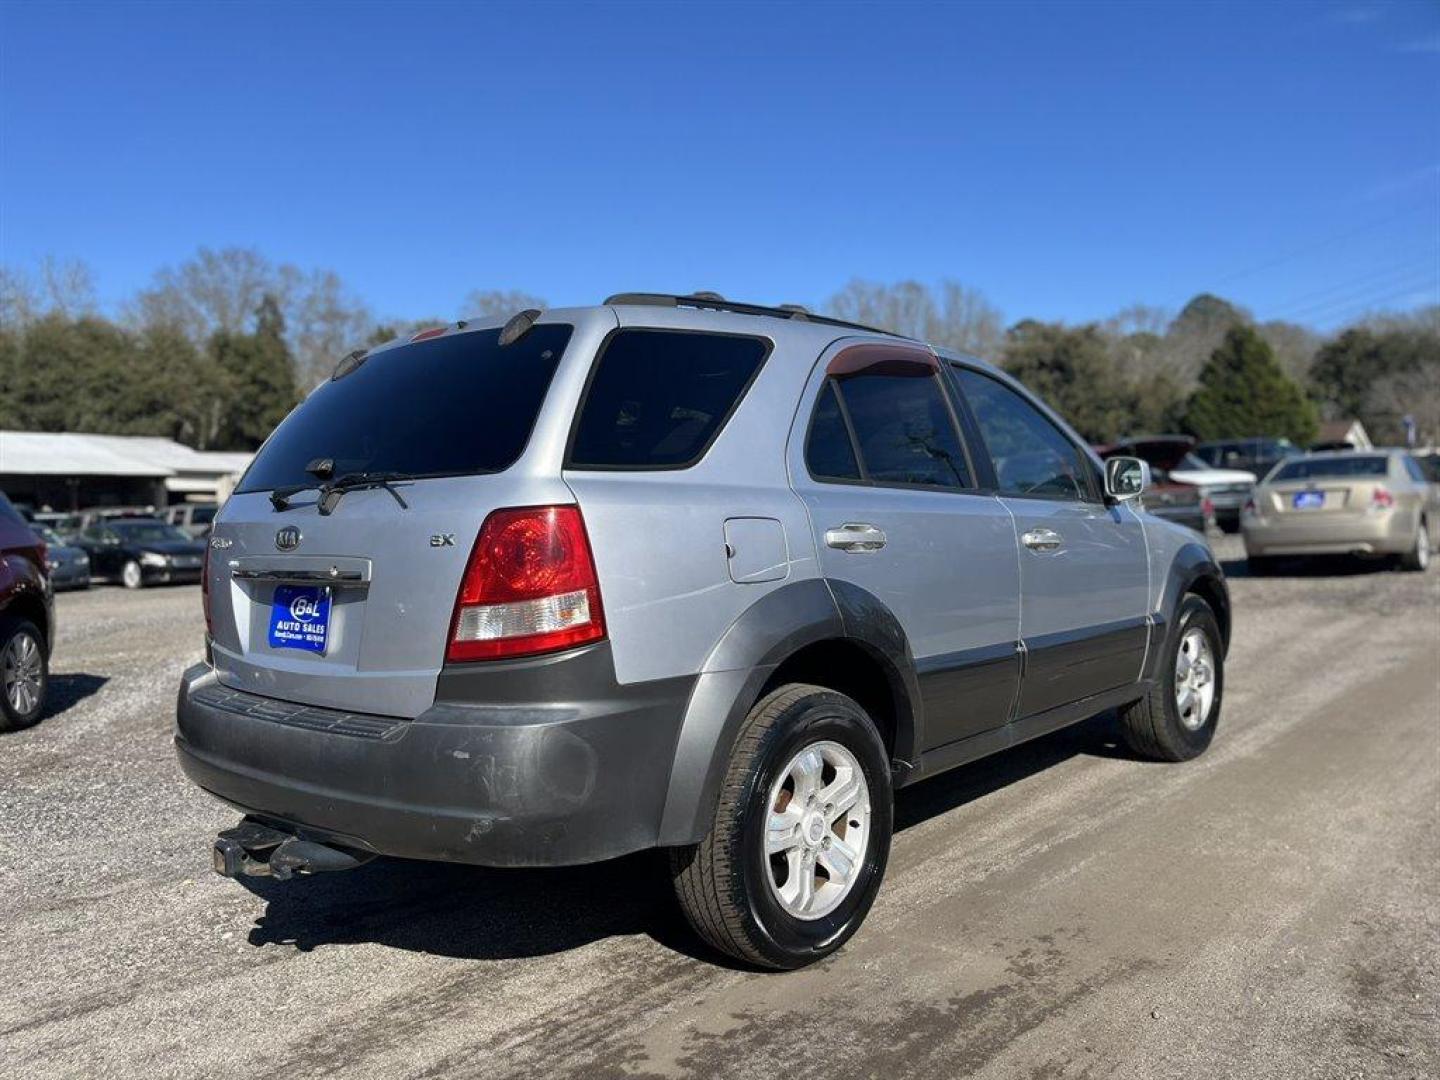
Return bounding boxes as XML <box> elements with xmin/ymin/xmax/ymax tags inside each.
<box><xmin>269</xmin><ymin>470</ymin><xmax>413</xmax><ymax>514</ymax></box>
<box><xmin>317</xmin><ymin>472</ymin><xmax>412</xmax><ymax>515</ymax></box>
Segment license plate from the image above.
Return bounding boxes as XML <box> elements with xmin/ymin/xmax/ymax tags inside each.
<box><xmin>1292</xmin><ymin>491</ymin><xmax>1325</xmax><ymax>510</ymax></box>
<box><xmin>268</xmin><ymin>585</ymin><xmax>331</xmax><ymax>653</ymax></box>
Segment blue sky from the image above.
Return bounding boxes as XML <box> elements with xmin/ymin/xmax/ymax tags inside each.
<box><xmin>1</xmin><ymin>0</ymin><xmax>1436</xmax><ymax>331</ymax></box>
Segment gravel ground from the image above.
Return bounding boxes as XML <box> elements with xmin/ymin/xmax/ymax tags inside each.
<box><xmin>2</xmin><ymin>535</ymin><xmax>1437</xmax><ymax>1079</ymax></box>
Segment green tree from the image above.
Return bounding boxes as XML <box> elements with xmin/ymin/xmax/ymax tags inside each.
<box><xmin>1001</xmin><ymin>320</ymin><xmax>1137</xmax><ymax>442</ymax></box>
<box><xmin>1183</xmin><ymin>325</ymin><xmax>1318</xmax><ymax>444</ymax></box>
<box><xmin>207</xmin><ymin>294</ymin><xmax>298</xmax><ymax>449</ymax></box>
<box><xmin>1311</xmin><ymin>326</ymin><xmax>1439</xmax><ymax>445</ymax></box>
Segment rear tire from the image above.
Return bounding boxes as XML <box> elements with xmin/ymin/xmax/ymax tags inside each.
<box><xmin>1399</xmin><ymin>520</ymin><xmax>1430</xmax><ymax>572</ymax></box>
<box><xmin>670</xmin><ymin>684</ymin><xmax>893</xmax><ymax>970</ymax></box>
<box><xmin>1117</xmin><ymin>594</ymin><xmax>1223</xmax><ymax>762</ymax></box>
<box><xmin>121</xmin><ymin>560</ymin><xmax>144</xmax><ymax>589</ymax></box>
<box><xmin>0</xmin><ymin>617</ymin><xmax>48</xmax><ymax>732</ymax></box>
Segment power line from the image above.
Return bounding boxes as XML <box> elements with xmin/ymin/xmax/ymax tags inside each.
<box><xmin>1262</xmin><ymin>256</ymin><xmax>1435</xmax><ymax>320</ymax></box>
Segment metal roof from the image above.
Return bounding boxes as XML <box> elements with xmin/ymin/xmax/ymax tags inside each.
<box><xmin>0</xmin><ymin>431</ymin><xmax>251</xmax><ymax>478</ymax></box>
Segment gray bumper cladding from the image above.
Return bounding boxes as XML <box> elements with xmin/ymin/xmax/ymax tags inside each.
<box><xmin>174</xmin><ymin>645</ymin><xmax>694</xmax><ymax>868</ymax></box>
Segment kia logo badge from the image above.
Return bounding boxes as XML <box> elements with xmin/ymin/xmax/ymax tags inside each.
<box><xmin>275</xmin><ymin>526</ymin><xmax>302</xmax><ymax>551</ymax></box>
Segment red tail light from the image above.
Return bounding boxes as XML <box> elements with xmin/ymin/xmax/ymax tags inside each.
<box><xmin>1203</xmin><ymin>496</ymin><xmax>1217</xmax><ymax>517</ymax></box>
<box><xmin>201</xmin><ymin>544</ymin><xmax>213</xmax><ymax>637</ymax></box>
<box><xmin>447</xmin><ymin>506</ymin><xmax>605</xmax><ymax>661</ymax></box>
<box><xmin>1371</xmin><ymin>487</ymin><xmax>1395</xmax><ymax>509</ymax></box>
<box><xmin>1241</xmin><ymin>497</ymin><xmax>1255</xmax><ymax>515</ymax></box>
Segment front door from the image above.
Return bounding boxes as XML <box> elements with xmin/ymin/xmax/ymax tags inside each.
<box><xmin>789</xmin><ymin>343</ymin><xmax>1021</xmax><ymax>752</ymax></box>
<box><xmin>950</xmin><ymin>366</ymin><xmax>1149</xmax><ymax>718</ymax></box>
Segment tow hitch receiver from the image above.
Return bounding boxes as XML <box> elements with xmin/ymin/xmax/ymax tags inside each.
<box><xmin>212</xmin><ymin>817</ymin><xmax>373</xmax><ymax>880</ymax></box>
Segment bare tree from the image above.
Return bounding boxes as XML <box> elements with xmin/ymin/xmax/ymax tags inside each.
<box><xmin>823</xmin><ymin>278</ymin><xmax>1004</xmax><ymax>358</ymax></box>
<box><xmin>0</xmin><ymin>257</ymin><xmax>98</xmax><ymax>326</ymax></box>
<box><xmin>125</xmin><ymin>247</ymin><xmax>380</xmax><ymax>386</ymax></box>
<box><xmin>460</xmin><ymin>289</ymin><xmax>547</xmax><ymax>321</ymax></box>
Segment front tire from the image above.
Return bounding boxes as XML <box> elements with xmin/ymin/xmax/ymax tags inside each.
<box><xmin>0</xmin><ymin>617</ymin><xmax>48</xmax><ymax>732</ymax></box>
<box><xmin>1117</xmin><ymin>594</ymin><xmax>1223</xmax><ymax>762</ymax></box>
<box><xmin>121</xmin><ymin>560</ymin><xmax>144</xmax><ymax>589</ymax></box>
<box><xmin>671</xmin><ymin>684</ymin><xmax>893</xmax><ymax>970</ymax></box>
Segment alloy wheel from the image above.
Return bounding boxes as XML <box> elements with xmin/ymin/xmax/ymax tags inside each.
<box><xmin>3</xmin><ymin>630</ymin><xmax>43</xmax><ymax>717</ymax></box>
<box><xmin>1174</xmin><ymin>627</ymin><xmax>1216</xmax><ymax>732</ymax></box>
<box><xmin>763</xmin><ymin>740</ymin><xmax>871</xmax><ymax>920</ymax></box>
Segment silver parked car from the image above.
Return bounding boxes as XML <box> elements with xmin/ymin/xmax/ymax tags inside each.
<box><xmin>1242</xmin><ymin>450</ymin><xmax>1438</xmax><ymax>572</ymax></box>
<box><xmin>177</xmin><ymin>292</ymin><xmax>1231</xmax><ymax>969</ymax></box>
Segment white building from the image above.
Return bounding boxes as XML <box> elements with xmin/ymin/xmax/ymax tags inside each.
<box><xmin>0</xmin><ymin>431</ymin><xmax>252</xmax><ymax>512</ymax></box>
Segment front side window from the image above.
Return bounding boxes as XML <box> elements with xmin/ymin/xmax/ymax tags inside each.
<box><xmin>569</xmin><ymin>330</ymin><xmax>769</xmax><ymax>468</ymax></box>
<box><xmin>954</xmin><ymin>369</ymin><xmax>1092</xmax><ymax>501</ymax></box>
<box><xmin>834</xmin><ymin>372</ymin><xmax>972</xmax><ymax>488</ymax></box>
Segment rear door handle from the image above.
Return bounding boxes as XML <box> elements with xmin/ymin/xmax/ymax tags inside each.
<box><xmin>825</xmin><ymin>523</ymin><xmax>887</xmax><ymax>553</ymax></box>
<box><xmin>1021</xmin><ymin>527</ymin><xmax>1063</xmax><ymax>552</ymax></box>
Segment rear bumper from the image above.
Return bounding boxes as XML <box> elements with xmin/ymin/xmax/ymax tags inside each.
<box><xmin>1242</xmin><ymin>511</ymin><xmax>1415</xmax><ymax>557</ymax></box>
<box><xmin>175</xmin><ymin>645</ymin><xmax>695</xmax><ymax>867</ymax></box>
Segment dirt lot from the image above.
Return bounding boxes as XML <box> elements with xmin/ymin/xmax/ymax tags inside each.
<box><xmin>2</xmin><ymin>536</ymin><xmax>1437</xmax><ymax>1079</ymax></box>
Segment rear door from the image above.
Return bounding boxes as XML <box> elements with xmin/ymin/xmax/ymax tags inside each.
<box><xmin>949</xmin><ymin>365</ymin><xmax>1149</xmax><ymax>718</ymax></box>
<box><xmin>789</xmin><ymin>342</ymin><xmax>1021</xmax><ymax>752</ymax></box>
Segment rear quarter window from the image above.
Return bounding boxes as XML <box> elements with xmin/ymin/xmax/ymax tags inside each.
<box><xmin>567</xmin><ymin>329</ymin><xmax>769</xmax><ymax>469</ymax></box>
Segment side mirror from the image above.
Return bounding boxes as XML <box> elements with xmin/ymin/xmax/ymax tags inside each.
<box><xmin>1105</xmin><ymin>456</ymin><xmax>1150</xmax><ymax>502</ymax></box>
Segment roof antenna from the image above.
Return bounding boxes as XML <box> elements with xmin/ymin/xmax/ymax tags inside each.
<box><xmin>499</xmin><ymin>308</ymin><xmax>542</xmax><ymax>346</ymax></box>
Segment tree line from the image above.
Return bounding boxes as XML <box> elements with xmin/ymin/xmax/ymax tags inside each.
<box><xmin>1</xmin><ymin>250</ymin><xmax>1436</xmax><ymax>451</ymax></box>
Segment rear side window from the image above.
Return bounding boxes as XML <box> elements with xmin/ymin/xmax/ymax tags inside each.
<box><xmin>237</xmin><ymin>325</ymin><xmax>573</xmax><ymax>492</ymax></box>
<box><xmin>954</xmin><ymin>368</ymin><xmax>1094</xmax><ymax>501</ymax></box>
<box><xmin>568</xmin><ymin>330</ymin><xmax>769</xmax><ymax>469</ymax></box>
<box><xmin>1271</xmin><ymin>456</ymin><xmax>1389</xmax><ymax>481</ymax></box>
<box><xmin>830</xmin><ymin>372</ymin><xmax>973</xmax><ymax>488</ymax></box>
<box><xmin>804</xmin><ymin>383</ymin><xmax>862</xmax><ymax>481</ymax></box>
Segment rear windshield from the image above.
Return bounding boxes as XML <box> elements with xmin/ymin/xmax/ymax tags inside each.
<box><xmin>568</xmin><ymin>330</ymin><xmax>769</xmax><ymax>469</ymax></box>
<box><xmin>1271</xmin><ymin>456</ymin><xmax>1389</xmax><ymax>481</ymax></box>
<box><xmin>237</xmin><ymin>325</ymin><xmax>573</xmax><ymax>492</ymax></box>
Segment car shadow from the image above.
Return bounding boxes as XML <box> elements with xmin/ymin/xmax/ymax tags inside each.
<box><xmin>37</xmin><ymin>673</ymin><xmax>109</xmax><ymax>722</ymax></box>
<box><xmin>1220</xmin><ymin>554</ymin><xmax>1398</xmax><ymax>579</ymax></box>
<box><xmin>235</xmin><ymin>713</ymin><xmax>1132</xmax><ymax>965</ymax></box>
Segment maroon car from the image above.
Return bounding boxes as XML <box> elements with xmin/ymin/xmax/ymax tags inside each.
<box><xmin>0</xmin><ymin>492</ymin><xmax>52</xmax><ymax>730</ymax></box>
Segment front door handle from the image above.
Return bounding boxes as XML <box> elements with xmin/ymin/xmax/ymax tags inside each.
<box><xmin>825</xmin><ymin>523</ymin><xmax>887</xmax><ymax>553</ymax></box>
<box><xmin>1021</xmin><ymin>527</ymin><xmax>1063</xmax><ymax>552</ymax></box>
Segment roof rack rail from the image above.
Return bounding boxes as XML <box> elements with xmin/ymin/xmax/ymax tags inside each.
<box><xmin>602</xmin><ymin>291</ymin><xmax>902</xmax><ymax>338</ymax></box>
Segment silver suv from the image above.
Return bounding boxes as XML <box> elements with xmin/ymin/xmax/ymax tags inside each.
<box><xmin>177</xmin><ymin>292</ymin><xmax>1230</xmax><ymax>969</ymax></box>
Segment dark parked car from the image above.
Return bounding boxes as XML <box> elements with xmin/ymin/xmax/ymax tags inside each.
<box><xmin>33</xmin><ymin>526</ymin><xmax>91</xmax><ymax>591</ymax></box>
<box><xmin>1194</xmin><ymin>437</ymin><xmax>1299</xmax><ymax>479</ymax></box>
<box><xmin>0</xmin><ymin>492</ymin><xmax>52</xmax><ymax>730</ymax></box>
<box><xmin>74</xmin><ymin>517</ymin><xmax>206</xmax><ymax>589</ymax></box>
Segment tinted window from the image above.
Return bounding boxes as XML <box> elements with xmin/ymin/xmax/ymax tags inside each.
<box><xmin>837</xmin><ymin>373</ymin><xmax>971</xmax><ymax>488</ymax></box>
<box><xmin>1403</xmin><ymin>456</ymin><xmax>1426</xmax><ymax>483</ymax></box>
<box><xmin>192</xmin><ymin>506</ymin><xmax>217</xmax><ymax>524</ymax></box>
<box><xmin>955</xmin><ymin>369</ymin><xmax>1091</xmax><ymax>500</ymax></box>
<box><xmin>238</xmin><ymin>325</ymin><xmax>573</xmax><ymax>493</ymax></box>
<box><xmin>1271</xmin><ymin>456</ymin><xmax>1389</xmax><ymax>481</ymax></box>
<box><xmin>805</xmin><ymin>382</ymin><xmax>861</xmax><ymax>481</ymax></box>
<box><xmin>569</xmin><ymin>330</ymin><xmax>768</xmax><ymax>468</ymax></box>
